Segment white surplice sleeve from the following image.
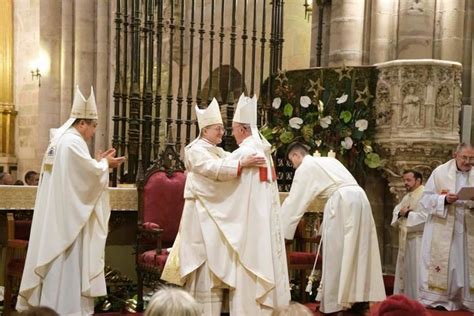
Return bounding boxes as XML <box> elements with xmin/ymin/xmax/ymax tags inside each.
<box><xmin>419</xmin><ymin>173</ymin><xmax>447</xmax><ymax>219</ymax></box>
<box><xmin>281</xmin><ymin>162</ymin><xmax>323</xmax><ymax>240</ymax></box>
<box><xmin>186</xmin><ymin>146</ymin><xmax>240</xmax><ymax>181</ymax></box>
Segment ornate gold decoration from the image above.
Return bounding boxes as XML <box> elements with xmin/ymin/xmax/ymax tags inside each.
<box><xmin>0</xmin><ymin>186</ymin><xmax>138</xmax><ymax>210</ymax></box>
<box><xmin>0</xmin><ymin>0</ymin><xmax>16</xmax><ymax>157</ymax></box>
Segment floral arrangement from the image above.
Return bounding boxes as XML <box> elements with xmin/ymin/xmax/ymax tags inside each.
<box><xmin>261</xmin><ymin>68</ymin><xmax>381</xmax><ymax>175</ymax></box>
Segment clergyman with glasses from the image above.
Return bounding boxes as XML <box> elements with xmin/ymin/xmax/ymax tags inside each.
<box><xmin>418</xmin><ymin>143</ymin><xmax>474</xmax><ymax>312</ymax></box>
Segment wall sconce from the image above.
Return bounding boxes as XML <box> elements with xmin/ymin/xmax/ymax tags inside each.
<box><xmin>30</xmin><ymin>49</ymin><xmax>50</xmax><ymax>88</ymax></box>
<box><xmin>31</xmin><ymin>68</ymin><xmax>42</xmax><ymax>87</ymax></box>
<box><xmin>304</xmin><ymin>0</ymin><xmax>313</xmax><ymax>21</ymax></box>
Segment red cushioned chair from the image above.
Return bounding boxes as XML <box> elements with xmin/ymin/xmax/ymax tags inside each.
<box><xmin>4</xmin><ymin>212</ymin><xmax>32</xmax><ymax>316</ymax></box>
<box><xmin>135</xmin><ymin>143</ymin><xmax>185</xmax><ymax>311</ymax></box>
<box><xmin>286</xmin><ymin>213</ymin><xmax>323</xmax><ymax>303</ymax></box>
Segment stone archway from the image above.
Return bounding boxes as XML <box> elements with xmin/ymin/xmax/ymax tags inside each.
<box><xmin>201</xmin><ymin>65</ymin><xmax>247</xmax><ymax>103</ymax></box>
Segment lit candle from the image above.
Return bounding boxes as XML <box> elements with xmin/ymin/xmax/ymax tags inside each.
<box><xmin>462</xmin><ymin>105</ymin><xmax>472</xmax><ymax>144</ymax></box>
<box><xmin>328</xmin><ymin>149</ymin><xmax>336</xmax><ymax>158</ymax></box>
<box><xmin>313</xmin><ymin>150</ymin><xmax>321</xmax><ymax>157</ymax></box>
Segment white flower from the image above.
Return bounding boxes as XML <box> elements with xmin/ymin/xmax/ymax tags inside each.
<box><xmin>341</xmin><ymin>136</ymin><xmax>353</xmax><ymax>149</ymax></box>
<box><xmin>272</xmin><ymin>97</ymin><xmax>281</xmax><ymax>109</ymax></box>
<box><xmin>355</xmin><ymin>119</ymin><xmax>368</xmax><ymax>131</ymax></box>
<box><xmin>319</xmin><ymin>116</ymin><xmax>332</xmax><ymax>128</ymax></box>
<box><xmin>300</xmin><ymin>96</ymin><xmax>311</xmax><ymax>108</ymax></box>
<box><xmin>289</xmin><ymin>117</ymin><xmax>304</xmax><ymax>129</ymax></box>
<box><xmin>336</xmin><ymin>93</ymin><xmax>348</xmax><ymax>104</ymax></box>
<box><xmin>315</xmin><ymin>139</ymin><xmax>322</xmax><ymax>147</ymax></box>
<box><xmin>318</xmin><ymin>100</ymin><xmax>324</xmax><ymax>113</ymax></box>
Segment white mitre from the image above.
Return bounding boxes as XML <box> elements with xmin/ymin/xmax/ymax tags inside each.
<box><xmin>195</xmin><ymin>97</ymin><xmax>223</xmax><ymax>130</ymax></box>
<box><xmin>233</xmin><ymin>93</ymin><xmax>275</xmax><ymax>181</ymax></box>
<box><xmin>233</xmin><ymin>93</ymin><xmax>257</xmax><ymax>126</ymax></box>
<box><xmin>43</xmin><ymin>86</ymin><xmax>98</xmax><ymax>167</ymax></box>
<box><xmin>70</xmin><ymin>86</ymin><xmax>98</xmax><ymax>120</ymax></box>
<box><xmin>233</xmin><ymin>93</ymin><xmax>262</xmax><ymax>141</ymax></box>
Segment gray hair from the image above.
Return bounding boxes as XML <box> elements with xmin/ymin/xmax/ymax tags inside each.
<box><xmin>456</xmin><ymin>143</ymin><xmax>473</xmax><ymax>153</ymax></box>
<box><xmin>144</xmin><ymin>287</ymin><xmax>201</xmax><ymax>316</ymax></box>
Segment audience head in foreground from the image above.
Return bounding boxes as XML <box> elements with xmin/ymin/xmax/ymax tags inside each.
<box><xmin>272</xmin><ymin>302</ymin><xmax>314</xmax><ymax>316</ymax></box>
<box><xmin>372</xmin><ymin>294</ymin><xmax>429</xmax><ymax>316</ymax></box>
<box><xmin>20</xmin><ymin>306</ymin><xmax>59</xmax><ymax>316</ymax></box>
<box><xmin>144</xmin><ymin>287</ymin><xmax>201</xmax><ymax>316</ymax></box>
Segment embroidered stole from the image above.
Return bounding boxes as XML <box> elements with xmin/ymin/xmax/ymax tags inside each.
<box><xmin>430</xmin><ymin>160</ymin><xmax>474</xmax><ymax>292</ymax></box>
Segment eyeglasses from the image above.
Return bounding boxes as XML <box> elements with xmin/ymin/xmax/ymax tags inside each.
<box><xmin>205</xmin><ymin>126</ymin><xmax>226</xmax><ymax>135</ymax></box>
<box><xmin>458</xmin><ymin>155</ymin><xmax>474</xmax><ymax>163</ymax></box>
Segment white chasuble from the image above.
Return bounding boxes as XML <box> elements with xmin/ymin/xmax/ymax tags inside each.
<box><xmin>419</xmin><ymin>159</ymin><xmax>474</xmax><ymax>311</ymax></box>
<box><xmin>281</xmin><ymin>155</ymin><xmax>385</xmax><ymax>314</ymax></box>
<box><xmin>17</xmin><ymin>128</ymin><xmax>111</xmax><ymax>316</ymax></box>
<box><xmin>390</xmin><ymin>185</ymin><xmax>425</xmax><ymax>299</ymax></box>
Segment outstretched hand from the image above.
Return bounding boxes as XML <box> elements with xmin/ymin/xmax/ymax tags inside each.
<box><xmin>241</xmin><ymin>154</ymin><xmax>266</xmax><ymax>168</ymax></box>
<box><xmin>96</xmin><ymin>148</ymin><xmax>116</xmax><ymax>161</ymax></box>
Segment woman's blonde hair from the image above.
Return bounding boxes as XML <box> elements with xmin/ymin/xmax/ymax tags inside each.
<box><xmin>144</xmin><ymin>287</ymin><xmax>201</xmax><ymax>316</ymax></box>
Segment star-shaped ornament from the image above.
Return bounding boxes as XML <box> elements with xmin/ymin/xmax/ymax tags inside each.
<box><xmin>334</xmin><ymin>65</ymin><xmax>352</xmax><ymax>81</ymax></box>
<box><xmin>275</xmin><ymin>69</ymin><xmax>288</xmax><ymax>84</ymax></box>
<box><xmin>308</xmin><ymin>78</ymin><xmax>325</xmax><ymax>97</ymax></box>
<box><xmin>355</xmin><ymin>85</ymin><xmax>374</xmax><ymax>106</ymax></box>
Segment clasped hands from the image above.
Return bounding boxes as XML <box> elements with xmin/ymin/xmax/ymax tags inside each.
<box><xmin>96</xmin><ymin>148</ymin><xmax>126</xmax><ymax>168</ymax></box>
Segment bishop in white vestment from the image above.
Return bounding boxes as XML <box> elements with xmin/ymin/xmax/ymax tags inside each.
<box><xmin>227</xmin><ymin>94</ymin><xmax>291</xmax><ymax>313</ymax></box>
<box><xmin>281</xmin><ymin>142</ymin><xmax>386</xmax><ymax>314</ymax></box>
<box><xmin>17</xmin><ymin>87</ymin><xmax>125</xmax><ymax>315</ymax></box>
<box><xmin>164</xmin><ymin>97</ymin><xmax>276</xmax><ymax>315</ymax></box>
<box><xmin>390</xmin><ymin>170</ymin><xmax>425</xmax><ymax>299</ymax></box>
<box><xmin>418</xmin><ymin>144</ymin><xmax>474</xmax><ymax>312</ymax></box>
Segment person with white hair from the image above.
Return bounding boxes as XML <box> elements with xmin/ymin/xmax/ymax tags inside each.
<box><xmin>144</xmin><ymin>287</ymin><xmax>200</xmax><ymax>316</ymax></box>
<box><xmin>17</xmin><ymin>86</ymin><xmax>125</xmax><ymax>315</ymax></box>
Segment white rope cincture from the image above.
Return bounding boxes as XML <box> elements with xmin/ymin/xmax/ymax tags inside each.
<box><xmin>305</xmin><ymin>232</ymin><xmax>323</xmax><ymax>297</ymax></box>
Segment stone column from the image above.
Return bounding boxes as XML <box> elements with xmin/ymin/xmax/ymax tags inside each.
<box><xmin>282</xmin><ymin>0</ymin><xmax>311</xmax><ymax>70</ymax></box>
<box><xmin>60</xmin><ymin>0</ymin><xmax>74</xmax><ymax>124</ymax></box>
<box><xmin>14</xmin><ymin>0</ymin><xmax>41</xmax><ymax>177</ymax></box>
<box><xmin>433</xmin><ymin>0</ymin><xmax>465</xmax><ymax>62</ymax></box>
<box><xmin>374</xmin><ymin>59</ymin><xmax>462</xmax><ymax>270</ymax></box>
<box><xmin>397</xmin><ymin>0</ymin><xmax>436</xmax><ymax>59</ymax></box>
<box><xmin>95</xmin><ymin>0</ymin><xmax>111</xmax><ymax>152</ymax></box>
<box><xmin>0</xmin><ymin>0</ymin><xmax>17</xmax><ymax>174</ymax></box>
<box><xmin>38</xmin><ymin>0</ymin><xmax>62</xmax><ymax>164</ymax></box>
<box><xmin>462</xmin><ymin>1</ymin><xmax>473</xmax><ymax>106</ymax></box>
<box><xmin>328</xmin><ymin>0</ymin><xmax>366</xmax><ymax>66</ymax></box>
<box><xmin>74</xmin><ymin>1</ymin><xmax>96</xmax><ymax>95</ymax></box>
<box><xmin>369</xmin><ymin>0</ymin><xmax>398</xmax><ymax>64</ymax></box>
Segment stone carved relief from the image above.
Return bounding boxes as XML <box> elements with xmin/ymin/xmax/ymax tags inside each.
<box><xmin>434</xmin><ymin>86</ymin><xmax>452</xmax><ymax>128</ymax></box>
<box><xmin>375</xmin><ymin>83</ymin><xmax>392</xmax><ymax>127</ymax></box>
<box><xmin>400</xmin><ymin>83</ymin><xmax>424</xmax><ymax>127</ymax></box>
<box><xmin>377</xmin><ymin>143</ymin><xmax>450</xmax><ymax>202</ymax></box>
<box><xmin>374</xmin><ymin>59</ymin><xmax>462</xmax><ymax>202</ymax></box>
<box><xmin>436</xmin><ymin>67</ymin><xmax>454</xmax><ymax>84</ymax></box>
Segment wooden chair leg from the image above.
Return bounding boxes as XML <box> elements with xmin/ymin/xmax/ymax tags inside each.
<box><xmin>136</xmin><ymin>269</ymin><xmax>144</xmax><ymax>312</ymax></box>
<box><xmin>4</xmin><ymin>275</ymin><xmax>13</xmax><ymax>316</ymax></box>
<box><xmin>299</xmin><ymin>270</ymin><xmax>306</xmax><ymax>303</ymax></box>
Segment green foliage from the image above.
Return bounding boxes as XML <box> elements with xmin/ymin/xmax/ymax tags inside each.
<box><xmin>262</xmin><ymin>67</ymin><xmax>381</xmax><ymax>175</ymax></box>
